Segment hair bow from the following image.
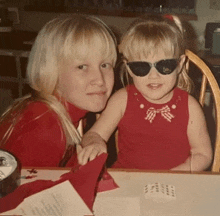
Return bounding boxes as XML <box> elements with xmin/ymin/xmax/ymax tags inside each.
<box><xmin>163</xmin><ymin>14</ymin><xmax>174</xmax><ymax>21</ymax></box>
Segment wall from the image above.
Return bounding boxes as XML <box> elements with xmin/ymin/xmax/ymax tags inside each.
<box><xmin>190</xmin><ymin>0</ymin><xmax>220</xmax><ymax>50</ymax></box>
<box><xmin>11</xmin><ymin>0</ymin><xmax>220</xmax><ymax>50</ymax></box>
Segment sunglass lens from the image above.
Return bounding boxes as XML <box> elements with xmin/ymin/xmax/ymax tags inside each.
<box><xmin>156</xmin><ymin>59</ymin><xmax>178</xmax><ymax>75</ymax></box>
<box><xmin>127</xmin><ymin>62</ymin><xmax>151</xmax><ymax>77</ymax></box>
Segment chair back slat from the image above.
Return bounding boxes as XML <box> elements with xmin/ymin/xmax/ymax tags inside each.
<box><xmin>185</xmin><ymin>49</ymin><xmax>220</xmax><ymax>172</ymax></box>
<box><xmin>200</xmin><ymin>75</ymin><xmax>208</xmax><ymax>106</ymax></box>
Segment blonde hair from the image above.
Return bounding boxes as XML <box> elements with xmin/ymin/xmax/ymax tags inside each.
<box><xmin>119</xmin><ymin>14</ymin><xmax>193</xmax><ymax>93</ymax></box>
<box><xmin>0</xmin><ymin>15</ymin><xmax>117</xmax><ymax>150</ymax></box>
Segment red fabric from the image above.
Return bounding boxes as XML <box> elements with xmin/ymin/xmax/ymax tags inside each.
<box><xmin>163</xmin><ymin>14</ymin><xmax>174</xmax><ymax>21</ymax></box>
<box><xmin>0</xmin><ymin>101</ymin><xmax>87</xmax><ymax>167</ymax></box>
<box><xmin>0</xmin><ymin>153</ymin><xmax>114</xmax><ymax>213</ymax></box>
<box><xmin>97</xmin><ymin>170</ymin><xmax>119</xmax><ymax>192</ymax></box>
<box><xmin>112</xmin><ymin>85</ymin><xmax>191</xmax><ymax>170</ymax></box>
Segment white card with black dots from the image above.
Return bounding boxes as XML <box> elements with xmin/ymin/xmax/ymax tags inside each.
<box><xmin>144</xmin><ymin>182</ymin><xmax>176</xmax><ymax>203</ymax></box>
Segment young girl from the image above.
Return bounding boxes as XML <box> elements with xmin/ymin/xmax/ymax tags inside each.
<box><xmin>78</xmin><ymin>14</ymin><xmax>213</xmax><ymax>171</ymax></box>
<box><xmin>0</xmin><ymin>14</ymin><xmax>117</xmax><ymax>167</ymax></box>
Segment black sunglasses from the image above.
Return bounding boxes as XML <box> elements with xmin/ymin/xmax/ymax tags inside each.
<box><xmin>127</xmin><ymin>58</ymin><xmax>180</xmax><ymax>77</ymax></box>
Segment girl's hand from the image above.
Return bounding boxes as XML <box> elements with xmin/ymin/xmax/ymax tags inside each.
<box><xmin>77</xmin><ymin>131</ymin><xmax>107</xmax><ymax>165</ymax></box>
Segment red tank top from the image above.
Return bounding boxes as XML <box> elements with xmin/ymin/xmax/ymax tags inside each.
<box><xmin>112</xmin><ymin>85</ymin><xmax>191</xmax><ymax>170</ymax></box>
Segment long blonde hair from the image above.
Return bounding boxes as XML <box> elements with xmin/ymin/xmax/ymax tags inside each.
<box><xmin>119</xmin><ymin>14</ymin><xmax>193</xmax><ymax>93</ymax></box>
<box><xmin>0</xmin><ymin>15</ymin><xmax>117</xmax><ymax>149</ymax></box>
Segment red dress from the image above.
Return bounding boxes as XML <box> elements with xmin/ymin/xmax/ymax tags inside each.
<box><xmin>0</xmin><ymin>101</ymin><xmax>87</xmax><ymax>167</ymax></box>
<box><xmin>112</xmin><ymin>85</ymin><xmax>191</xmax><ymax>170</ymax></box>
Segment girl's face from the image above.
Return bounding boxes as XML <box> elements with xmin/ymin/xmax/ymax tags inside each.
<box><xmin>127</xmin><ymin>49</ymin><xmax>185</xmax><ymax>104</ymax></box>
<box><xmin>57</xmin><ymin>41</ymin><xmax>115</xmax><ymax>112</ymax></box>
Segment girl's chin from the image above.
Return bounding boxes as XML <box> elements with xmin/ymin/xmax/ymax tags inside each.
<box><xmin>85</xmin><ymin>102</ymin><xmax>107</xmax><ymax>113</ymax></box>
<box><xmin>90</xmin><ymin>105</ymin><xmax>106</xmax><ymax>113</ymax></box>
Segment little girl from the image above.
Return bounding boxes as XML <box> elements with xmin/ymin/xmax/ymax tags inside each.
<box><xmin>0</xmin><ymin>15</ymin><xmax>117</xmax><ymax>167</ymax></box>
<box><xmin>78</xmin><ymin>14</ymin><xmax>213</xmax><ymax>171</ymax></box>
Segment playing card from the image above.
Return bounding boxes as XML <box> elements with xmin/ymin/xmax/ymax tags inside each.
<box><xmin>144</xmin><ymin>183</ymin><xmax>176</xmax><ymax>203</ymax></box>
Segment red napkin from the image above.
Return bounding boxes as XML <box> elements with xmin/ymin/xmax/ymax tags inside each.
<box><xmin>97</xmin><ymin>169</ymin><xmax>119</xmax><ymax>192</ymax></box>
<box><xmin>0</xmin><ymin>153</ymin><xmax>118</xmax><ymax>213</ymax></box>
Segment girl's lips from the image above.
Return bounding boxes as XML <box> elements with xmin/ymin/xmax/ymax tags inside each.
<box><xmin>147</xmin><ymin>83</ymin><xmax>162</xmax><ymax>90</ymax></box>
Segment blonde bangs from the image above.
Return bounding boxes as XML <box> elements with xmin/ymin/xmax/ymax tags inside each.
<box><xmin>62</xmin><ymin>23</ymin><xmax>117</xmax><ymax>65</ymax></box>
<box><xmin>121</xmin><ymin>37</ymin><xmax>175</xmax><ymax>61</ymax></box>
<box><xmin>120</xmin><ymin>23</ymin><xmax>182</xmax><ymax>61</ymax></box>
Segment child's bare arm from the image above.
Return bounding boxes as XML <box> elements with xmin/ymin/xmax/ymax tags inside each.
<box><xmin>78</xmin><ymin>88</ymin><xmax>127</xmax><ymax>165</ymax></box>
<box><xmin>171</xmin><ymin>95</ymin><xmax>213</xmax><ymax>171</ymax></box>
<box><xmin>77</xmin><ymin>131</ymin><xmax>107</xmax><ymax>165</ymax></box>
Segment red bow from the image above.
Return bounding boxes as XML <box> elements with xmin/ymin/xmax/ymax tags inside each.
<box><xmin>164</xmin><ymin>14</ymin><xmax>174</xmax><ymax>21</ymax></box>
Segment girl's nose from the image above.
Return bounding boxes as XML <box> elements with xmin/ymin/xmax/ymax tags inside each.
<box><xmin>90</xmin><ymin>68</ymin><xmax>105</xmax><ymax>86</ymax></box>
<box><xmin>147</xmin><ymin>67</ymin><xmax>160</xmax><ymax>79</ymax></box>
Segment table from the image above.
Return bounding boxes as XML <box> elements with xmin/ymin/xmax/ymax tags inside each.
<box><xmin>19</xmin><ymin>168</ymin><xmax>220</xmax><ymax>216</ymax></box>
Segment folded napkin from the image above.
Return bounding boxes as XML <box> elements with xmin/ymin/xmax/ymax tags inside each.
<box><xmin>0</xmin><ymin>153</ymin><xmax>118</xmax><ymax>213</ymax></box>
<box><xmin>97</xmin><ymin>169</ymin><xmax>119</xmax><ymax>192</ymax></box>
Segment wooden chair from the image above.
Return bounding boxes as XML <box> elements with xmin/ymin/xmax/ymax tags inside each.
<box><xmin>185</xmin><ymin>49</ymin><xmax>220</xmax><ymax>172</ymax></box>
